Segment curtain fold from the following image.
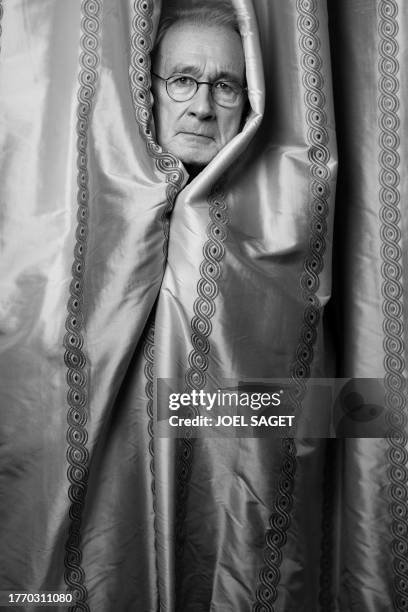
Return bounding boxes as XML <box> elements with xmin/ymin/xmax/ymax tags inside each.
<box><xmin>329</xmin><ymin>2</ymin><xmax>408</xmax><ymax>610</ymax></box>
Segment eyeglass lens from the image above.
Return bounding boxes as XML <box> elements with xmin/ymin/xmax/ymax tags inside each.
<box><xmin>167</xmin><ymin>76</ymin><xmax>242</xmax><ymax>107</ymax></box>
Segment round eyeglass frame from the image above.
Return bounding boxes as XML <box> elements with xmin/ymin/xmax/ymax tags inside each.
<box><xmin>152</xmin><ymin>73</ymin><xmax>247</xmax><ymax>108</ymax></box>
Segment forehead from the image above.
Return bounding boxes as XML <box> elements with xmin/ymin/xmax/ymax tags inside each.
<box><xmin>155</xmin><ymin>22</ymin><xmax>245</xmax><ymax>81</ymax></box>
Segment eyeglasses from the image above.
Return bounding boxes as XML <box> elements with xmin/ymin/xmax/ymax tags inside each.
<box><xmin>152</xmin><ymin>73</ymin><xmax>246</xmax><ymax>108</ymax></box>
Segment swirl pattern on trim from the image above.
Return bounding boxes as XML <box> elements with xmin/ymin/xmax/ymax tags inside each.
<box><xmin>143</xmin><ymin>320</ymin><xmax>155</xmax><ymax>494</ymax></box>
<box><xmin>63</xmin><ymin>1</ymin><xmax>102</xmax><ymax>609</ymax></box>
<box><xmin>254</xmin><ymin>1</ymin><xmax>331</xmax><ymax>608</ymax></box>
<box><xmin>293</xmin><ymin>0</ymin><xmax>330</xmax><ymax>386</ymax></box>
<box><xmin>378</xmin><ymin>3</ymin><xmax>408</xmax><ymax>611</ymax></box>
<box><xmin>175</xmin><ymin>185</ymin><xmax>229</xmax><ymax>568</ymax></box>
<box><xmin>129</xmin><ymin>0</ymin><xmax>185</xmax><ymax>258</ymax></box>
<box><xmin>253</xmin><ymin>438</ymin><xmax>297</xmax><ymax>611</ymax></box>
<box><xmin>185</xmin><ymin>186</ymin><xmax>229</xmax><ymax>390</ymax></box>
<box><xmin>142</xmin><ymin>319</ymin><xmax>160</xmax><ymax>606</ymax></box>
<box><xmin>129</xmin><ymin>1</ymin><xmax>186</xmax><ymax>598</ymax></box>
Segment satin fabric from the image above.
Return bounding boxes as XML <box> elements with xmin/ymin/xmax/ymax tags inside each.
<box><xmin>0</xmin><ymin>1</ymin><xmax>406</xmax><ymax>611</ymax></box>
<box><xmin>329</xmin><ymin>2</ymin><xmax>408</xmax><ymax>610</ymax></box>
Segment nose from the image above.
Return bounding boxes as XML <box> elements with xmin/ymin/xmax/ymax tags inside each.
<box><xmin>187</xmin><ymin>83</ymin><xmax>215</xmax><ymax>120</ymax></box>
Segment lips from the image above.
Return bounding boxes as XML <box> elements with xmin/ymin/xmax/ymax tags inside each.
<box><xmin>179</xmin><ymin>131</ymin><xmax>214</xmax><ymax>140</ymax></box>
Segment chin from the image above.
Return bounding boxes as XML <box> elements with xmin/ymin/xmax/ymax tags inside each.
<box><xmin>164</xmin><ymin>136</ymin><xmax>219</xmax><ymax>168</ymax></box>
<box><xmin>179</xmin><ymin>151</ymin><xmax>217</xmax><ymax>168</ymax></box>
<box><xmin>179</xmin><ymin>144</ymin><xmax>218</xmax><ymax>166</ymax></box>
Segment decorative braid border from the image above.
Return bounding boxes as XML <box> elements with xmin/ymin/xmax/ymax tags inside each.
<box><xmin>186</xmin><ymin>185</ymin><xmax>229</xmax><ymax>391</ymax></box>
<box><xmin>129</xmin><ymin>0</ymin><xmax>185</xmax><ymax>261</ymax></box>
<box><xmin>142</xmin><ymin>318</ymin><xmax>160</xmax><ymax>608</ymax></box>
<box><xmin>63</xmin><ymin>1</ymin><xmax>102</xmax><ymax>609</ymax></box>
<box><xmin>129</xmin><ymin>2</ymin><xmax>185</xmax><ymax>605</ymax></box>
<box><xmin>143</xmin><ymin>320</ymin><xmax>156</xmax><ymax>505</ymax></box>
<box><xmin>175</xmin><ymin>185</ymin><xmax>229</xmax><ymax>570</ymax></box>
<box><xmin>254</xmin><ymin>1</ymin><xmax>331</xmax><ymax>608</ymax></box>
<box><xmin>378</xmin><ymin>3</ymin><xmax>408</xmax><ymax>611</ymax></box>
<box><xmin>253</xmin><ymin>438</ymin><xmax>297</xmax><ymax>611</ymax></box>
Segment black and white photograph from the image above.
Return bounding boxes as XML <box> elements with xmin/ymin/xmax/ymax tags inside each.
<box><xmin>0</xmin><ymin>0</ymin><xmax>407</xmax><ymax>610</ymax></box>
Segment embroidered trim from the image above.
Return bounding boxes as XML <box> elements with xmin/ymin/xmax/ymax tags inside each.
<box><xmin>63</xmin><ymin>1</ymin><xmax>102</xmax><ymax>608</ymax></box>
<box><xmin>129</xmin><ymin>0</ymin><xmax>185</xmax><ymax>260</ymax></box>
<box><xmin>144</xmin><ymin>320</ymin><xmax>155</xmax><ymax>494</ymax></box>
<box><xmin>293</xmin><ymin>0</ymin><xmax>330</xmax><ymax>383</ymax></box>
<box><xmin>142</xmin><ymin>318</ymin><xmax>160</xmax><ymax>608</ymax></box>
<box><xmin>254</xmin><ymin>1</ymin><xmax>331</xmax><ymax>608</ymax></box>
<box><xmin>253</xmin><ymin>438</ymin><xmax>297</xmax><ymax>611</ymax></box>
<box><xmin>129</xmin><ymin>2</ymin><xmax>185</xmax><ymax>603</ymax></box>
<box><xmin>175</xmin><ymin>185</ymin><xmax>229</xmax><ymax>574</ymax></box>
<box><xmin>185</xmin><ymin>185</ymin><xmax>229</xmax><ymax>390</ymax></box>
<box><xmin>378</xmin><ymin>3</ymin><xmax>408</xmax><ymax>610</ymax></box>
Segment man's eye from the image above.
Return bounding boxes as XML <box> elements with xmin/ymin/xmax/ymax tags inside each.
<box><xmin>214</xmin><ymin>81</ymin><xmax>234</xmax><ymax>93</ymax></box>
<box><xmin>172</xmin><ymin>76</ymin><xmax>195</xmax><ymax>87</ymax></box>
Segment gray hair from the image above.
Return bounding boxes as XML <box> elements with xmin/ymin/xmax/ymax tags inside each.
<box><xmin>154</xmin><ymin>2</ymin><xmax>240</xmax><ymax>51</ymax></box>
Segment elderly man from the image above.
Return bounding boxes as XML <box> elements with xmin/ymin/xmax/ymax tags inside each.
<box><xmin>151</xmin><ymin>5</ymin><xmax>247</xmax><ymax>177</ymax></box>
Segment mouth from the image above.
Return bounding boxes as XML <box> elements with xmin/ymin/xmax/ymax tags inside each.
<box><xmin>179</xmin><ymin>132</ymin><xmax>215</xmax><ymax>140</ymax></box>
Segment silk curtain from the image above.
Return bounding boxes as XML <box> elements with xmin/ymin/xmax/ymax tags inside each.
<box><xmin>0</xmin><ymin>0</ymin><xmax>407</xmax><ymax>610</ymax></box>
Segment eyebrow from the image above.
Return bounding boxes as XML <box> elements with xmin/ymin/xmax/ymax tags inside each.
<box><xmin>168</xmin><ymin>63</ymin><xmax>243</xmax><ymax>84</ymax></box>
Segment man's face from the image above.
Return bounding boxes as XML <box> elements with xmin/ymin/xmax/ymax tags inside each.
<box><xmin>152</xmin><ymin>22</ymin><xmax>246</xmax><ymax>170</ymax></box>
